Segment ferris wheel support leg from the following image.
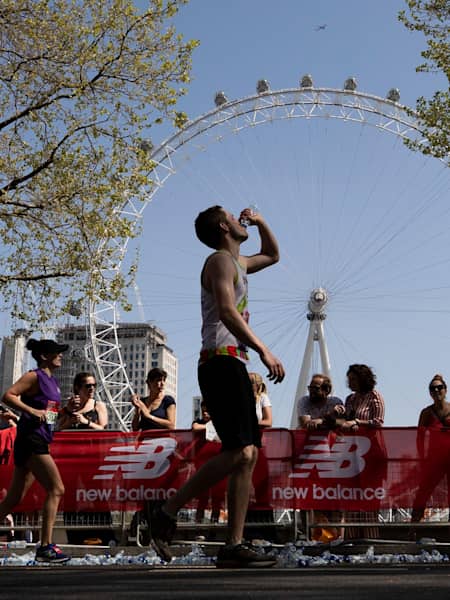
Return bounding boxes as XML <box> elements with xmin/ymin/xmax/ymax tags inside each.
<box><xmin>316</xmin><ymin>320</ymin><xmax>331</xmax><ymax>377</ymax></box>
<box><xmin>290</xmin><ymin>321</ymin><xmax>316</xmax><ymax>428</ymax></box>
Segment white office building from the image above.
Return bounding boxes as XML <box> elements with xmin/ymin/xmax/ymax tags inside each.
<box><xmin>0</xmin><ymin>329</ymin><xmax>29</xmax><ymax>397</ymax></box>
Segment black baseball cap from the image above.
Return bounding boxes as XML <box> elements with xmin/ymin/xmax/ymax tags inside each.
<box><xmin>26</xmin><ymin>338</ymin><xmax>69</xmax><ymax>354</ymax></box>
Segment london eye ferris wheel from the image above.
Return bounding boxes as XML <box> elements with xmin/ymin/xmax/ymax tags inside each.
<box><xmin>85</xmin><ymin>76</ymin><xmax>450</xmax><ymax>431</ymax></box>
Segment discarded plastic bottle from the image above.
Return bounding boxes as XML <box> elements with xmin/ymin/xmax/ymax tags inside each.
<box><xmin>239</xmin><ymin>203</ymin><xmax>258</xmax><ymax>227</ymax></box>
<box><xmin>25</xmin><ymin>516</ymin><xmax>33</xmax><ymax>543</ymax></box>
<box><xmin>8</xmin><ymin>540</ymin><xmax>27</xmax><ymax>549</ymax></box>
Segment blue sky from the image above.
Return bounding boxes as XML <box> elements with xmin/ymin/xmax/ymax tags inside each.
<box><xmin>4</xmin><ymin>1</ymin><xmax>449</xmax><ymax>429</ymax></box>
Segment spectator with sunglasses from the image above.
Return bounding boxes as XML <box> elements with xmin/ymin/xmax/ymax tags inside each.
<box><xmin>416</xmin><ymin>374</ymin><xmax>450</xmax><ymax>433</ymax></box>
<box><xmin>410</xmin><ymin>374</ymin><xmax>450</xmax><ymax>528</ymax></box>
<box><xmin>57</xmin><ymin>372</ymin><xmax>107</xmax><ymax>431</ymax></box>
<box><xmin>58</xmin><ymin>372</ymin><xmax>112</xmax><ymax>545</ymax></box>
<box><xmin>297</xmin><ymin>374</ymin><xmax>343</xmax><ymax>541</ymax></box>
<box><xmin>297</xmin><ymin>374</ymin><xmax>343</xmax><ymax>430</ymax></box>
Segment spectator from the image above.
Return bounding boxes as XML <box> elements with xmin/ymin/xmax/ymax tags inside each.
<box><xmin>334</xmin><ymin>364</ymin><xmax>386</xmax><ymax>540</ymax></box>
<box><xmin>192</xmin><ymin>400</ymin><xmax>221</xmax><ymax>442</ymax></box>
<box><xmin>131</xmin><ymin>368</ymin><xmax>176</xmax><ymax>431</ymax></box>
<box><xmin>57</xmin><ymin>372</ymin><xmax>107</xmax><ymax>431</ymax></box>
<box><xmin>411</xmin><ymin>374</ymin><xmax>450</xmax><ymax>529</ymax></box>
<box><xmin>0</xmin><ymin>406</ymin><xmax>18</xmax><ymax>430</ymax></box>
<box><xmin>0</xmin><ymin>407</ymin><xmax>17</xmax><ymax>539</ymax></box>
<box><xmin>298</xmin><ymin>374</ymin><xmax>343</xmax><ymax>541</ymax></box>
<box><xmin>334</xmin><ymin>364</ymin><xmax>384</xmax><ymax>432</ymax></box>
<box><xmin>297</xmin><ymin>373</ymin><xmax>343</xmax><ymax>430</ymax></box>
<box><xmin>58</xmin><ymin>372</ymin><xmax>113</xmax><ymax>545</ymax></box>
<box><xmin>249</xmin><ymin>372</ymin><xmax>272</xmax><ymax>428</ymax></box>
<box><xmin>247</xmin><ymin>372</ymin><xmax>273</xmax><ymax>522</ymax></box>
<box><xmin>131</xmin><ymin>368</ymin><xmax>176</xmax><ymax>545</ymax></box>
<box><xmin>0</xmin><ymin>338</ymin><xmax>70</xmax><ymax>563</ymax></box>
<box><xmin>192</xmin><ymin>401</ymin><xmax>223</xmax><ymax>524</ymax></box>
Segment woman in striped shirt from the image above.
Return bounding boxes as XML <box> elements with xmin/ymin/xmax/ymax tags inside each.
<box><xmin>335</xmin><ymin>364</ymin><xmax>385</xmax><ymax>431</ymax></box>
<box><xmin>334</xmin><ymin>364</ymin><xmax>386</xmax><ymax>539</ymax></box>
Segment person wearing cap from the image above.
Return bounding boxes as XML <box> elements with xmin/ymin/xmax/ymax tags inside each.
<box><xmin>0</xmin><ymin>338</ymin><xmax>70</xmax><ymax>563</ymax></box>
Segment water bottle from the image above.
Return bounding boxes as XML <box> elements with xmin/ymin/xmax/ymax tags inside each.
<box><xmin>7</xmin><ymin>540</ymin><xmax>27</xmax><ymax>549</ymax></box>
<box><xmin>25</xmin><ymin>516</ymin><xmax>33</xmax><ymax>543</ymax></box>
<box><xmin>239</xmin><ymin>203</ymin><xmax>258</xmax><ymax>227</ymax></box>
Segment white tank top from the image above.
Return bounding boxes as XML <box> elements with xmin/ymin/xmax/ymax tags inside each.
<box><xmin>199</xmin><ymin>251</ymin><xmax>249</xmax><ymax>364</ymax></box>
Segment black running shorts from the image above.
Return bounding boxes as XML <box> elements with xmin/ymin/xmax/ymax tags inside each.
<box><xmin>198</xmin><ymin>355</ymin><xmax>261</xmax><ymax>451</ymax></box>
<box><xmin>14</xmin><ymin>432</ymin><xmax>50</xmax><ymax>467</ymax></box>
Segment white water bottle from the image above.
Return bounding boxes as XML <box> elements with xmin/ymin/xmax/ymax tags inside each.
<box><xmin>8</xmin><ymin>540</ymin><xmax>27</xmax><ymax>548</ymax></box>
<box><xmin>240</xmin><ymin>203</ymin><xmax>258</xmax><ymax>227</ymax></box>
<box><xmin>25</xmin><ymin>517</ymin><xmax>33</xmax><ymax>543</ymax></box>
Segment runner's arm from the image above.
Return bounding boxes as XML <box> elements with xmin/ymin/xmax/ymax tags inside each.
<box><xmin>2</xmin><ymin>371</ymin><xmax>43</xmax><ymax>418</ymax></box>
<box><xmin>241</xmin><ymin>212</ymin><xmax>279</xmax><ymax>274</ymax></box>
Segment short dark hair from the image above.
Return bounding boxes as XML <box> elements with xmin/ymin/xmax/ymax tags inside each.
<box><xmin>73</xmin><ymin>372</ymin><xmax>96</xmax><ymax>393</ymax></box>
<box><xmin>194</xmin><ymin>205</ymin><xmax>227</xmax><ymax>249</ymax></box>
<box><xmin>146</xmin><ymin>367</ymin><xmax>167</xmax><ymax>383</ymax></box>
<box><xmin>347</xmin><ymin>364</ymin><xmax>376</xmax><ymax>393</ymax></box>
<box><xmin>310</xmin><ymin>373</ymin><xmax>332</xmax><ymax>394</ymax></box>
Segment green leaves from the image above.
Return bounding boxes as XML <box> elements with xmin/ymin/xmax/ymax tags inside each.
<box><xmin>0</xmin><ymin>0</ymin><xmax>197</xmax><ymax>326</ymax></box>
<box><xmin>399</xmin><ymin>0</ymin><xmax>450</xmax><ymax>163</ymax></box>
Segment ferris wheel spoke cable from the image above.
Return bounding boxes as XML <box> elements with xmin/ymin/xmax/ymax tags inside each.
<box><xmin>326</xmin><ymin>132</ymin><xmax>398</xmax><ymax>281</ymax></box>
<box><xmin>332</xmin><ymin>226</ymin><xmax>450</xmax><ymax>299</ymax></box>
<box><xmin>323</xmin><ymin>123</ymin><xmax>364</xmax><ymax>281</ymax></box>
<box><xmin>329</xmin><ymin>192</ymin><xmax>447</xmax><ymax>297</ymax></box>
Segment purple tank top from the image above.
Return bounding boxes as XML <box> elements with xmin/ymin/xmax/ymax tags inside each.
<box><xmin>17</xmin><ymin>368</ymin><xmax>62</xmax><ymax>443</ymax></box>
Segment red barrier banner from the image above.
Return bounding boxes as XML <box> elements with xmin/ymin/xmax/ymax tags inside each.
<box><xmin>1</xmin><ymin>427</ymin><xmax>450</xmax><ymax>512</ymax></box>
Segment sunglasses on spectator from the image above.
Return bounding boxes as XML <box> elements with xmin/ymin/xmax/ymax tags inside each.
<box><xmin>429</xmin><ymin>384</ymin><xmax>445</xmax><ymax>392</ymax></box>
<box><xmin>308</xmin><ymin>384</ymin><xmax>325</xmax><ymax>391</ymax></box>
<box><xmin>83</xmin><ymin>383</ymin><xmax>97</xmax><ymax>389</ymax></box>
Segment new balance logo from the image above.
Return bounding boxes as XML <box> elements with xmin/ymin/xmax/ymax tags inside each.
<box><xmin>289</xmin><ymin>434</ymin><xmax>371</xmax><ymax>479</ymax></box>
<box><xmin>93</xmin><ymin>438</ymin><xmax>177</xmax><ymax>480</ymax></box>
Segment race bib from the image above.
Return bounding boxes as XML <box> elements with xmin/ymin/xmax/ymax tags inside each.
<box><xmin>45</xmin><ymin>400</ymin><xmax>59</xmax><ymax>431</ymax></box>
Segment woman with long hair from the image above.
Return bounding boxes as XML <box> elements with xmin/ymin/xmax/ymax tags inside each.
<box><xmin>57</xmin><ymin>372</ymin><xmax>107</xmax><ymax>431</ymax></box>
<box><xmin>0</xmin><ymin>338</ymin><xmax>70</xmax><ymax>563</ymax></box>
<box><xmin>334</xmin><ymin>364</ymin><xmax>386</xmax><ymax>540</ymax></box>
<box><xmin>249</xmin><ymin>372</ymin><xmax>272</xmax><ymax>428</ymax></box>
<box><xmin>58</xmin><ymin>371</ymin><xmax>112</xmax><ymax>545</ymax></box>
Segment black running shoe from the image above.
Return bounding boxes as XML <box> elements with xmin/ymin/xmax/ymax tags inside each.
<box><xmin>147</xmin><ymin>504</ymin><xmax>177</xmax><ymax>562</ymax></box>
<box><xmin>215</xmin><ymin>543</ymin><xmax>277</xmax><ymax>568</ymax></box>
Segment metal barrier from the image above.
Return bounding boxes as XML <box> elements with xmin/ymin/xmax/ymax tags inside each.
<box><xmin>3</xmin><ymin>508</ymin><xmax>450</xmax><ymax>546</ymax></box>
<box><xmin>304</xmin><ymin>508</ymin><xmax>450</xmax><ymax>542</ymax></box>
<box><xmin>0</xmin><ymin>508</ymin><xmax>298</xmax><ymax>546</ymax></box>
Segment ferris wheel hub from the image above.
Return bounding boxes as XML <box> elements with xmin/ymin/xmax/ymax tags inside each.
<box><xmin>307</xmin><ymin>287</ymin><xmax>328</xmax><ymax>319</ymax></box>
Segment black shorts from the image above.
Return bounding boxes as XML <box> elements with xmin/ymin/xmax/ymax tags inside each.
<box><xmin>14</xmin><ymin>432</ymin><xmax>50</xmax><ymax>467</ymax></box>
<box><xmin>198</xmin><ymin>355</ymin><xmax>261</xmax><ymax>451</ymax></box>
